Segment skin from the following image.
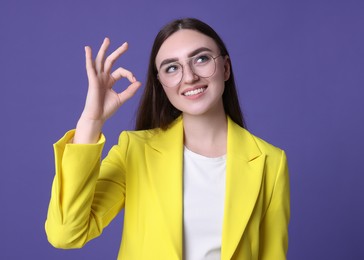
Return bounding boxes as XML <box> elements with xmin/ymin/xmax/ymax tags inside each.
<box><xmin>74</xmin><ymin>30</ymin><xmax>231</xmax><ymax>157</ymax></box>
<box><xmin>155</xmin><ymin>29</ymin><xmax>231</xmax><ymax>157</ymax></box>
<box><xmin>74</xmin><ymin>38</ymin><xmax>142</xmax><ymax>144</ymax></box>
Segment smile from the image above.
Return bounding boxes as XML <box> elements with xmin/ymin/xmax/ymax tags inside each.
<box><xmin>182</xmin><ymin>87</ymin><xmax>207</xmax><ymax>96</ymax></box>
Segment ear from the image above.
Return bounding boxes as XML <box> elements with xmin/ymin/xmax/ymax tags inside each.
<box><xmin>223</xmin><ymin>56</ymin><xmax>231</xmax><ymax>81</ymax></box>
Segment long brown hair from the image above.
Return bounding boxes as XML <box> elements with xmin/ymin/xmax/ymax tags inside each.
<box><xmin>135</xmin><ymin>18</ymin><xmax>246</xmax><ymax>130</ymax></box>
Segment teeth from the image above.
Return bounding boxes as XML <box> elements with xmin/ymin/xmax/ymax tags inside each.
<box><xmin>184</xmin><ymin>87</ymin><xmax>206</xmax><ymax>96</ymax></box>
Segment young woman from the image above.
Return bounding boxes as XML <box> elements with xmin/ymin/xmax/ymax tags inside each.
<box><xmin>45</xmin><ymin>18</ymin><xmax>290</xmax><ymax>260</ymax></box>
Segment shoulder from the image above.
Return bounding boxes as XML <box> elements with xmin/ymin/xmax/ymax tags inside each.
<box><xmin>228</xmin><ymin>118</ymin><xmax>286</xmax><ymax>168</ymax></box>
<box><xmin>107</xmin><ymin>129</ymin><xmax>163</xmax><ymax>163</ymax></box>
<box><xmin>117</xmin><ymin>116</ymin><xmax>184</xmax><ymax>147</ymax></box>
<box><xmin>117</xmin><ymin>128</ymin><xmax>162</xmax><ymax>145</ymax></box>
<box><xmin>228</xmin><ymin>118</ymin><xmax>285</xmax><ymax>156</ymax></box>
<box><xmin>249</xmin><ymin>131</ymin><xmax>285</xmax><ymax>157</ymax></box>
<box><xmin>249</xmin><ymin>131</ymin><xmax>287</xmax><ymax>171</ymax></box>
<box><xmin>244</xmin><ymin>132</ymin><xmax>288</xmax><ymax>182</ymax></box>
<box><xmin>229</xmin><ymin>122</ymin><xmax>289</xmax><ymax>190</ymax></box>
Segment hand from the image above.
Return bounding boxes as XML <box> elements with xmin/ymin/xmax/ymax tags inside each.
<box><xmin>74</xmin><ymin>38</ymin><xmax>142</xmax><ymax>143</ymax></box>
<box><xmin>82</xmin><ymin>37</ymin><xmax>141</xmax><ymax>122</ymax></box>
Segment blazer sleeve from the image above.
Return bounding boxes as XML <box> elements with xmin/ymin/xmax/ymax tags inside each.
<box><xmin>45</xmin><ymin>130</ymin><xmax>127</xmax><ymax>249</ymax></box>
<box><xmin>259</xmin><ymin>150</ymin><xmax>290</xmax><ymax>260</ymax></box>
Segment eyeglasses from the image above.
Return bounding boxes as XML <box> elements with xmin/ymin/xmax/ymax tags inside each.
<box><xmin>157</xmin><ymin>53</ymin><xmax>222</xmax><ymax>88</ymax></box>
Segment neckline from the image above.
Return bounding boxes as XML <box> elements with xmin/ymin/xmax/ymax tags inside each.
<box><xmin>184</xmin><ymin>146</ymin><xmax>226</xmax><ymax>161</ymax></box>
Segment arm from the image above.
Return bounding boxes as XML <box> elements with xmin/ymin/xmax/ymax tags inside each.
<box><xmin>45</xmin><ymin>38</ymin><xmax>141</xmax><ymax>248</ymax></box>
<box><xmin>259</xmin><ymin>150</ymin><xmax>290</xmax><ymax>260</ymax></box>
<box><xmin>45</xmin><ymin>130</ymin><xmax>127</xmax><ymax>248</ymax></box>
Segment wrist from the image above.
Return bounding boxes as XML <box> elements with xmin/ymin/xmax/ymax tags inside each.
<box><xmin>73</xmin><ymin>117</ymin><xmax>104</xmax><ymax>144</ymax></box>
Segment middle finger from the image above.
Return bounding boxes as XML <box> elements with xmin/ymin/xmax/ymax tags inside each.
<box><xmin>95</xmin><ymin>37</ymin><xmax>111</xmax><ymax>73</ymax></box>
<box><xmin>104</xmin><ymin>42</ymin><xmax>129</xmax><ymax>74</ymax></box>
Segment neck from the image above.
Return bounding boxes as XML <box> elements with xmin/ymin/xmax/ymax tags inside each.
<box><xmin>183</xmin><ymin>108</ymin><xmax>227</xmax><ymax>157</ymax></box>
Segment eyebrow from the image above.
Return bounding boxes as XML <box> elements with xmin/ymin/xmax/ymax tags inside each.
<box><xmin>159</xmin><ymin>47</ymin><xmax>214</xmax><ymax>69</ymax></box>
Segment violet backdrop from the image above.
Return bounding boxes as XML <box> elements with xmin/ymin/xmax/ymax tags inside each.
<box><xmin>0</xmin><ymin>0</ymin><xmax>363</xmax><ymax>259</ymax></box>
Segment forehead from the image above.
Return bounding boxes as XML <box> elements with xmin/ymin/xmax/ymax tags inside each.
<box><xmin>155</xmin><ymin>29</ymin><xmax>219</xmax><ymax>65</ymax></box>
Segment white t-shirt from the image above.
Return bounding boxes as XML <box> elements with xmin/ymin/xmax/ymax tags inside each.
<box><xmin>183</xmin><ymin>146</ymin><xmax>226</xmax><ymax>260</ymax></box>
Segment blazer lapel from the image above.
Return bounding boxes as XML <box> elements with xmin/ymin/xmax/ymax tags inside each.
<box><xmin>144</xmin><ymin>117</ymin><xmax>184</xmax><ymax>257</ymax></box>
<box><xmin>143</xmin><ymin>116</ymin><xmax>265</xmax><ymax>259</ymax></box>
<box><xmin>221</xmin><ymin>118</ymin><xmax>266</xmax><ymax>260</ymax></box>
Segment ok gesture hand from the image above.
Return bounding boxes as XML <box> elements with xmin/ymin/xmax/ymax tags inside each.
<box><xmin>74</xmin><ymin>38</ymin><xmax>142</xmax><ymax>143</ymax></box>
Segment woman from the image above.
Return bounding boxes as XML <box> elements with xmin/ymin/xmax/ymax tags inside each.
<box><xmin>45</xmin><ymin>18</ymin><xmax>290</xmax><ymax>260</ymax></box>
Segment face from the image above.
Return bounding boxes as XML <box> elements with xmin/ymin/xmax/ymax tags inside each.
<box><xmin>155</xmin><ymin>29</ymin><xmax>230</xmax><ymax>117</ymax></box>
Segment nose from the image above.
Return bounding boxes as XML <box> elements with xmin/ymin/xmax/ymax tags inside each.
<box><xmin>182</xmin><ymin>63</ymin><xmax>199</xmax><ymax>84</ymax></box>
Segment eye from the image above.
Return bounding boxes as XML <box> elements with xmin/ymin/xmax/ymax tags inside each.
<box><xmin>193</xmin><ymin>54</ymin><xmax>212</xmax><ymax>65</ymax></box>
<box><xmin>163</xmin><ymin>63</ymin><xmax>181</xmax><ymax>74</ymax></box>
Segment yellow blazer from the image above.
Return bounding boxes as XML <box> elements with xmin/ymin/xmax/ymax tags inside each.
<box><xmin>45</xmin><ymin>116</ymin><xmax>290</xmax><ymax>260</ymax></box>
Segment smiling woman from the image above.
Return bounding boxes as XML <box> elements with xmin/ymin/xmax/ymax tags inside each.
<box><xmin>45</xmin><ymin>18</ymin><xmax>290</xmax><ymax>260</ymax></box>
<box><xmin>153</xmin><ymin>29</ymin><xmax>229</xmax><ymax>127</ymax></box>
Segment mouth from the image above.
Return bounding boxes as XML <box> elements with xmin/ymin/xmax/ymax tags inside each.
<box><xmin>182</xmin><ymin>86</ymin><xmax>207</xmax><ymax>96</ymax></box>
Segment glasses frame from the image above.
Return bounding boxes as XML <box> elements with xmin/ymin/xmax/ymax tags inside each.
<box><xmin>157</xmin><ymin>53</ymin><xmax>222</xmax><ymax>88</ymax></box>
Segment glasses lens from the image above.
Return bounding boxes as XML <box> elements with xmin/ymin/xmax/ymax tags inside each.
<box><xmin>191</xmin><ymin>54</ymin><xmax>216</xmax><ymax>78</ymax></box>
<box><xmin>159</xmin><ymin>62</ymin><xmax>183</xmax><ymax>88</ymax></box>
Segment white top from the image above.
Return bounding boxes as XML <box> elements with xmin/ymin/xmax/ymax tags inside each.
<box><xmin>183</xmin><ymin>146</ymin><xmax>226</xmax><ymax>260</ymax></box>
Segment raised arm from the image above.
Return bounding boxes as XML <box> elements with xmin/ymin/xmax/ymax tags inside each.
<box><xmin>45</xmin><ymin>39</ymin><xmax>141</xmax><ymax>248</ymax></box>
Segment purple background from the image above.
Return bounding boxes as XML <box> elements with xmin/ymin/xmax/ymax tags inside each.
<box><xmin>1</xmin><ymin>0</ymin><xmax>363</xmax><ymax>259</ymax></box>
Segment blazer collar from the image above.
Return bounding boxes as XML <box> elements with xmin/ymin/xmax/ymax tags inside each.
<box><xmin>144</xmin><ymin>116</ymin><xmax>265</xmax><ymax>259</ymax></box>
